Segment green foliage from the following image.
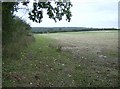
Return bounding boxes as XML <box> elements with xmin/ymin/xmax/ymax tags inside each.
<box><xmin>3</xmin><ymin>16</ymin><xmax>34</xmax><ymax>59</ymax></box>
<box><xmin>2</xmin><ymin>2</ymin><xmax>34</xmax><ymax>59</ymax></box>
<box><xmin>27</xmin><ymin>1</ymin><xmax>72</xmax><ymax>23</ymax></box>
<box><xmin>2</xmin><ymin>2</ymin><xmax>18</xmax><ymax>45</ymax></box>
<box><xmin>2</xmin><ymin>1</ymin><xmax>73</xmax><ymax>59</ymax></box>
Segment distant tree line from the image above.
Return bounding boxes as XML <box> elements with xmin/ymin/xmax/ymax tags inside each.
<box><xmin>32</xmin><ymin>27</ymin><xmax>118</xmax><ymax>33</ymax></box>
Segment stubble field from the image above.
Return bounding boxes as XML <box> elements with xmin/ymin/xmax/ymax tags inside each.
<box><xmin>42</xmin><ymin>30</ymin><xmax>118</xmax><ymax>86</ymax></box>
<box><xmin>3</xmin><ymin>30</ymin><xmax>118</xmax><ymax>87</ymax></box>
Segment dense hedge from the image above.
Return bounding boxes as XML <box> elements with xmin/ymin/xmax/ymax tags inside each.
<box><xmin>2</xmin><ymin>2</ymin><xmax>34</xmax><ymax>59</ymax></box>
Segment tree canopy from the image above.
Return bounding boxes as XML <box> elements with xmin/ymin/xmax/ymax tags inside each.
<box><xmin>2</xmin><ymin>1</ymin><xmax>73</xmax><ymax>58</ymax></box>
<box><xmin>2</xmin><ymin>0</ymin><xmax>72</xmax><ymax>43</ymax></box>
<box><xmin>22</xmin><ymin>0</ymin><xmax>73</xmax><ymax>23</ymax></box>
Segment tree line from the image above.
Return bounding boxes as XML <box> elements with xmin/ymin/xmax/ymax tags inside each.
<box><xmin>32</xmin><ymin>27</ymin><xmax>118</xmax><ymax>33</ymax></box>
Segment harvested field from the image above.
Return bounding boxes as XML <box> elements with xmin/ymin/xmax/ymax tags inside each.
<box><xmin>42</xmin><ymin>30</ymin><xmax>118</xmax><ymax>86</ymax></box>
<box><xmin>3</xmin><ymin>30</ymin><xmax>118</xmax><ymax>87</ymax></box>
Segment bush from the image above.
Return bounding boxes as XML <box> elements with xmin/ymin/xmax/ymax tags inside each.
<box><xmin>3</xmin><ymin>16</ymin><xmax>35</xmax><ymax>59</ymax></box>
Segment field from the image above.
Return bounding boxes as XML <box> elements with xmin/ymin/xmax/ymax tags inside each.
<box><xmin>3</xmin><ymin>30</ymin><xmax>118</xmax><ymax>87</ymax></box>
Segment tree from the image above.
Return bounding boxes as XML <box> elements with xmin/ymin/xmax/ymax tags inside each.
<box><xmin>2</xmin><ymin>0</ymin><xmax>72</xmax><ymax>43</ymax></box>
<box><xmin>2</xmin><ymin>2</ymin><xmax>19</xmax><ymax>45</ymax></box>
<box><xmin>27</xmin><ymin>1</ymin><xmax>72</xmax><ymax>23</ymax></box>
<box><xmin>2</xmin><ymin>1</ymin><xmax>72</xmax><ymax>58</ymax></box>
<box><xmin>22</xmin><ymin>0</ymin><xmax>73</xmax><ymax>23</ymax></box>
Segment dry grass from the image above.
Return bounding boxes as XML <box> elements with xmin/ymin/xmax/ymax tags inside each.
<box><xmin>42</xmin><ymin>30</ymin><xmax>118</xmax><ymax>86</ymax></box>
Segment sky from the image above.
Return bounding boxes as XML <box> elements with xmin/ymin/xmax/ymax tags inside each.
<box><xmin>15</xmin><ymin>0</ymin><xmax>119</xmax><ymax>28</ymax></box>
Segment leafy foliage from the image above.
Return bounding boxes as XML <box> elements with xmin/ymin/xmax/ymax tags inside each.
<box><xmin>2</xmin><ymin>1</ymin><xmax>73</xmax><ymax>44</ymax></box>
<box><xmin>2</xmin><ymin>1</ymin><xmax>73</xmax><ymax>59</ymax></box>
<box><xmin>26</xmin><ymin>1</ymin><xmax>72</xmax><ymax>23</ymax></box>
<box><xmin>2</xmin><ymin>2</ymin><xmax>34</xmax><ymax>59</ymax></box>
<box><xmin>2</xmin><ymin>2</ymin><xmax>18</xmax><ymax>45</ymax></box>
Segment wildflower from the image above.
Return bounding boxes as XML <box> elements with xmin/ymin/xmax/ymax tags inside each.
<box><xmin>68</xmin><ymin>74</ymin><xmax>72</xmax><ymax>77</ymax></box>
<box><xmin>51</xmin><ymin>68</ymin><xmax>53</xmax><ymax>71</ymax></box>
<box><xmin>30</xmin><ymin>82</ymin><xmax>32</xmax><ymax>85</ymax></box>
<box><xmin>46</xmin><ymin>65</ymin><xmax>48</xmax><ymax>67</ymax></box>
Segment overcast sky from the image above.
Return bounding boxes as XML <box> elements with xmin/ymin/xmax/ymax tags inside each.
<box><xmin>15</xmin><ymin>0</ymin><xmax>119</xmax><ymax>28</ymax></box>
